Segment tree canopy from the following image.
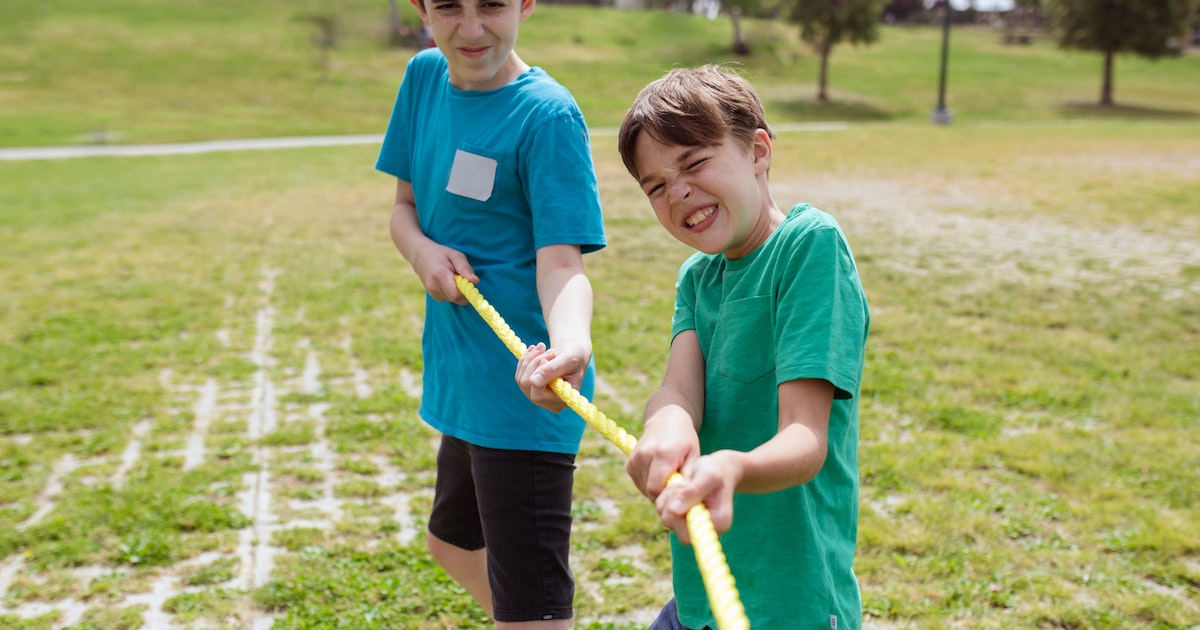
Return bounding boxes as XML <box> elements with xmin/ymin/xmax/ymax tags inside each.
<box><xmin>788</xmin><ymin>0</ymin><xmax>885</xmax><ymax>101</ymax></box>
<box><xmin>1046</xmin><ymin>0</ymin><xmax>1198</xmax><ymax>105</ymax></box>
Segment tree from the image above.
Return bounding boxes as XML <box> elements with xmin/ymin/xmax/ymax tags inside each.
<box><xmin>788</xmin><ymin>0</ymin><xmax>885</xmax><ymax>101</ymax></box>
<box><xmin>1045</xmin><ymin>0</ymin><xmax>1198</xmax><ymax>106</ymax></box>
<box><xmin>388</xmin><ymin>0</ymin><xmax>403</xmax><ymax>46</ymax></box>
<box><xmin>725</xmin><ymin>0</ymin><xmax>757</xmax><ymax>55</ymax></box>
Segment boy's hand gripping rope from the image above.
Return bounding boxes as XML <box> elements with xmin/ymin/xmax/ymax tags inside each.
<box><xmin>454</xmin><ymin>275</ymin><xmax>750</xmax><ymax>630</ymax></box>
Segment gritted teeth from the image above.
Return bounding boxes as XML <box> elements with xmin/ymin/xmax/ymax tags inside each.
<box><xmin>685</xmin><ymin>207</ymin><xmax>714</xmax><ymax>227</ymax></box>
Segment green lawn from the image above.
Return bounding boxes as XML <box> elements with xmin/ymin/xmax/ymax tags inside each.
<box><xmin>1</xmin><ymin>1</ymin><xmax>1199</xmax><ymax>629</ymax></box>
<box><xmin>2</xmin><ymin>0</ymin><xmax>1199</xmax><ymax>146</ymax></box>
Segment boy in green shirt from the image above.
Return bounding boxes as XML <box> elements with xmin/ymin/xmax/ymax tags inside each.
<box><xmin>617</xmin><ymin>65</ymin><xmax>870</xmax><ymax>629</ymax></box>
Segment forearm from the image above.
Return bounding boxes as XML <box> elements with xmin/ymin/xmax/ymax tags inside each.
<box><xmin>537</xmin><ymin>252</ymin><xmax>593</xmax><ymax>357</ymax></box>
<box><xmin>389</xmin><ymin>201</ymin><xmax>432</xmax><ymax>264</ymax></box>
<box><xmin>643</xmin><ymin>387</ymin><xmax>702</xmax><ymax>433</ymax></box>
<box><xmin>717</xmin><ymin>422</ymin><xmax>827</xmax><ymax>495</ymax></box>
<box><xmin>642</xmin><ymin>330</ymin><xmax>706</xmax><ymax>435</ymax></box>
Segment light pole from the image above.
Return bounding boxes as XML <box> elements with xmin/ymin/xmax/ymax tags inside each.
<box><xmin>932</xmin><ymin>0</ymin><xmax>953</xmax><ymax>125</ymax></box>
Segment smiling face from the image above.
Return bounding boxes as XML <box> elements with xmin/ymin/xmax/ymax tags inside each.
<box><xmin>617</xmin><ymin>65</ymin><xmax>784</xmax><ymax>259</ymax></box>
<box><xmin>632</xmin><ymin>129</ymin><xmax>781</xmax><ymax>260</ymax></box>
<box><xmin>412</xmin><ymin>0</ymin><xmax>534</xmax><ymax>91</ymax></box>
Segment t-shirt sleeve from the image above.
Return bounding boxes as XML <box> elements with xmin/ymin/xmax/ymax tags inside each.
<box><xmin>671</xmin><ymin>254</ymin><xmax>702</xmax><ymax>341</ymax></box>
<box><xmin>523</xmin><ymin>112</ymin><xmax>606</xmax><ymax>254</ymax></box>
<box><xmin>775</xmin><ymin>225</ymin><xmax>868</xmax><ymax>400</ymax></box>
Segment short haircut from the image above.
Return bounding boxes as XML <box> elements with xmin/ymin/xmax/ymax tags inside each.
<box><xmin>617</xmin><ymin>64</ymin><xmax>774</xmax><ymax>180</ymax></box>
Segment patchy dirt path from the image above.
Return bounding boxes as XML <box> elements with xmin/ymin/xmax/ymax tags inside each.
<box><xmin>0</xmin><ymin>261</ymin><xmax>656</xmax><ymax>628</ymax></box>
<box><xmin>783</xmin><ymin>176</ymin><xmax>1200</xmax><ymax>299</ymax></box>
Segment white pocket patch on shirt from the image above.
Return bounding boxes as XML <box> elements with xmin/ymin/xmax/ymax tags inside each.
<box><xmin>446</xmin><ymin>149</ymin><xmax>497</xmax><ymax>202</ymax></box>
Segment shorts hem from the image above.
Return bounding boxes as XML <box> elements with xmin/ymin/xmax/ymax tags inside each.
<box><xmin>493</xmin><ymin>608</ymin><xmax>574</xmax><ymax>623</ymax></box>
<box><xmin>426</xmin><ymin>525</ymin><xmax>485</xmax><ymax>552</ymax></box>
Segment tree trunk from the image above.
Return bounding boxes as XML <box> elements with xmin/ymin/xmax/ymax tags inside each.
<box><xmin>1100</xmin><ymin>48</ymin><xmax>1114</xmax><ymax>106</ymax></box>
<box><xmin>388</xmin><ymin>0</ymin><xmax>403</xmax><ymax>47</ymax></box>
<box><xmin>731</xmin><ymin>7</ymin><xmax>749</xmax><ymax>55</ymax></box>
<box><xmin>817</xmin><ymin>11</ymin><xmax>836</xmax><ymax>102</ymax></box>
<box><xmin>818</xmin><ymin>42</ymin><xmax>830</xmax><ymax>101</ymax></box>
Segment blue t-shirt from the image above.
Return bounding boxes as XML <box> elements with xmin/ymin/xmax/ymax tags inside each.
<box><xmin>376</xmin><ymin>48</ymin><xmax>606</xmax><ymax>454</ymax></box>
<box><xmin>670</xmin><ymin>204</ymin><xmax>869</xmax><ymax>629</ymax></box>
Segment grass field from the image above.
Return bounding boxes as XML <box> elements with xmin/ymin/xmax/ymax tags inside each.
<box><xmin>2</xmin><ymin>0</ymin><xmax>1200</xmax><ymax>147</ymax></box>
<box><xmin>2</xmin><ymin>1</ymin><xmax>1199</xmax><ymax>629</ymax></box>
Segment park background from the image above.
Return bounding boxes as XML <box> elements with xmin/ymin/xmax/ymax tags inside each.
<box><xmin>1</xmin><ymin>0</ymin><xmax>1198</xmax><ymax>628</ymax></box>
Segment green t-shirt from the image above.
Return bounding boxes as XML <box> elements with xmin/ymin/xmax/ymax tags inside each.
<box><xmin>669</xmin><ymin>203</ymin><xmax>870</xmax><ymax>630</ymax></box>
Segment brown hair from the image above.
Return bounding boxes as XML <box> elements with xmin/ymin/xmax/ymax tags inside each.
<box><xmin>617</xmin><ymin>64</ymin><xmax>774</xmax><ymax>180</ymax></box>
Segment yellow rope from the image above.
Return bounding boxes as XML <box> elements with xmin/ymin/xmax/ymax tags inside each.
<box><xmin>454</xmin><ymin>275</ymin><xmax>750</xmax><ymax>630</ymax></box>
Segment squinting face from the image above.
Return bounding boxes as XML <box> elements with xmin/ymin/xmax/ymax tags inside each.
<box><xmin>414</xmin><ymin>0</ymin><xmax>534</xmax><ymax>91</ymax></box>
<box><xmin>633</xmin><ymin>130</ymin><xmax>774</xmax><ymax>260</ymax></box>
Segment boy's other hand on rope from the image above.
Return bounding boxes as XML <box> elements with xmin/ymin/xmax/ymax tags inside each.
<box><xmin>516</xmin><ymin>341</ymin><xmax>588</xmax><ymax>413</ymax></box>
<box><xmin>656</xmin><ymin>452</ymin><xmax>738</xmax><ymax>545</ymax></box>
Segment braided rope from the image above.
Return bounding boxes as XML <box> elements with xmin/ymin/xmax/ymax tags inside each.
<box><xmin>454</xmin><ymin>275</ymin><xmax>750</xmax><ymax>630</ymax></box>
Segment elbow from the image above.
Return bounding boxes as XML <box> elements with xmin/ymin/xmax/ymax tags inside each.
<box><xmin>787</xmin><ymin>429</ymin><xmax>827</xmax><ymax>488</ymax></box>
<box><xmin>802</xmin><ymin>445</ymin><xmax>827</xmax><ymax>485</ymax></box>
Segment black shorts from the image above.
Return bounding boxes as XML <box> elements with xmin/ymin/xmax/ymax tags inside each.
<box><xmin>428</xmin><ymin>435</ymin><xmax>577</xmax><ymax>622</ymax></box>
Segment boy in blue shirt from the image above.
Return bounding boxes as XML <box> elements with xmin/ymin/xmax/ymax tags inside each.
<box><xmin>374</xmin><ymin>0</ymin><xmax>606</xmax><ymax>626</ymax></box>
<box><xmin>616</xmin><ymin>65</ymin><xmax>869</xmax><ymax>630</ymax></box>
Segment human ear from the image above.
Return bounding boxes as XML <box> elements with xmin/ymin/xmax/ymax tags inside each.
<box><xmin>520</xmin><ymin>0</ymin><xmax>537</xmax><ymax>20</ymax></box>
<box><xmin>752</xmin><ymin>128</ymin><xmax>772</xmax><ymax>175</ymax></box>
<box><xmin>409</xmin><ymin>0</ymin><xmax>428</xmax><ymax>20</ymax></box>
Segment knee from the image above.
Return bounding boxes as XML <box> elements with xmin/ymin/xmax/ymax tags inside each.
<box><xmin>426</xmin><ymin>530</ymin><xmax>473</xmax><ymax>566</ymax></box>
<box><xmin>426</xmin><ymin>530</ymin><xmax>447</xmax><ymax>561</ymax></box>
